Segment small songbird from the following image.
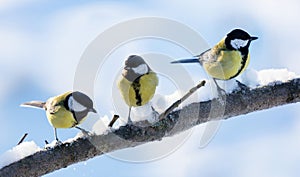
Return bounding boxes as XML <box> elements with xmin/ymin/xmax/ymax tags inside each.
<box><xmin>172</xmin><ymin>29</ymin><xmax>258</xmax><ymax>92</ymax></box>
<box><xmin>118</xmin><ymin>55</ymin><xmax>159</xmax><ymax>124</ymax></box>
<box><xmin>21</xmin><ymin>91</ymin><xmax>97</xmax><ymax>141</ymax></box>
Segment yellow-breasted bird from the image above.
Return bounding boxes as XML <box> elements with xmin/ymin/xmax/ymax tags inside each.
<box><xmin>21</xmin><ymin>91</ymin><xmax>97</xmax><ymax>141</ymax></box>
<box><xmin>118</xmin><ymin>55</ymin><xmax>159</xmax><ymax>124</ymax></box>
<box><xmin>172</xmin><ymin>29</ymin><xmax>258</xmax><ymax>92</ymax></box>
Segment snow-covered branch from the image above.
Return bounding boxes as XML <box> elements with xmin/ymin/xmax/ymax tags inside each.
<box><xmin>1</xmin><ymin>78</ymin><xmax>300</xmax><ymax>177</ymax></box>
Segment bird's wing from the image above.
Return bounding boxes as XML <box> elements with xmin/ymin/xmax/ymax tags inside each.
<box><xmin>194</xmin><ymin>48</ymin><xmax>211</xmax><ymax>58</ymax></box>
<box><xmin>195</xmin><ymin>48</ymin><xmax>214</xmax><ymax>64</ymax></box>
<box><xmin>147</xmin><ymin>71</ymin><xmax>159</xmax><ymax>86</ymax></box>
<box><xmin>45</xmin><ymin>99</ymin><xmax>63</xmax><ymax>114</ymax></box>
<box><xmin>118</xmin><ymin>76</ymin><xmax>133</xmax><ymax>106</ymax></box>
<box><xmin>20</xmin><ymin>101</ymin><xmax>46</xmax><ymax>109</ymax></box>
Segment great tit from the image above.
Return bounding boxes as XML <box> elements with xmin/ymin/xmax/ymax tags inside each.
<box><xmin>21</xmin><ymin>91</ymin><xmax>97</xmax><ymax>141</ymax></box>
<box><xmin>172</xmin><ymin>29</ymin><xmax>258</xmax><ymax>92</ymax></box>
<box><xmin>118</xmin><ymin>55</ymin><xmax>159</xmax><ymax>124</ymax></box>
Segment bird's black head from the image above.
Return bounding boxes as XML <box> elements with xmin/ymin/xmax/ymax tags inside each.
<box><xmin>122</xmin><ymin>55</ymin><xmax>151</xmax><ymax>82</ymax></box>
<box><xmin>125</xmin><ymin>55</ymin><xmax>146</xmax><ymax>68</ymax></box>
<box><xmin>65</xmin><ymin>91</ymin><xmax>97</xmax><ymax>123</ymax></box>
<box><xmin>225</xmin><ymin>29</ymin><xmax>258</xmax><ymax>51</ymax></box>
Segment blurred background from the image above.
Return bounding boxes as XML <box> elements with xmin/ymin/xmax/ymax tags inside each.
<box><xmin>1</xmin><ymin>0</ymin><xmax>300</xmax><ymax>176</ymax></box>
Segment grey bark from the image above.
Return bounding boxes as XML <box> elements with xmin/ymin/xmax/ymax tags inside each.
<box><xmin>1</xmin><ymin>78</ymin><xmax>300</xmax><ymax>177</ymax></box>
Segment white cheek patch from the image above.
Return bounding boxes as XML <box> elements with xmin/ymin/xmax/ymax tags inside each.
<box><xmin>231</xmin><ymin>39</ymin><xmax>249</xmax><ymax>49</ymax></box>
<box><xmin>132</xmin><ymin>64</ymin><xmax>148</xmax><ymax>75</ymax></box>
<box><xmin>68</xmin><ymin>96</ymin><xmax>87</xmax><ymax>112</ymax></box>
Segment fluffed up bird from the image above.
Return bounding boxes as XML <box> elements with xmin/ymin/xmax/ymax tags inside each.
<box><xmin>118</xmin><ymin>55</ymin><xmax>159</xmax><ymax>124</ymax></box>
<box><xmin>21</xmin><ymin>91</ymin><xmax>97</xmax><ymax>141</ymax></box>
<box><xmin>172</xmin><ymin>29</ymin><xmax>258</xmax><ymax>93</ymax></box>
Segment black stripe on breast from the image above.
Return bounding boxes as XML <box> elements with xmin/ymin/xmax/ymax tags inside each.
<box><xmin>64</xmin><ymin>93</ymin><xmax>72</xmax><ymax>111</ymax></box>
<box><xmin>63</xmin><ymin>93</ymin><xmax>78</xmax><ymax>125</ymax></box>
<box><xmin>72</xmin><ymin>111</ymin><xmax>88</xmax><ymax>126</ymax></box>
<box><xmin>132</xmin><ymin>77</ymin><xmax>142</xmax><ymax>106</ymax></box>
<box><xmin>71</xmin><ymin>110</ymin><xmax>78</xmax><ymax>126</ymax></box>
<box><xmin>229</xmin><ymin>51</ymin><xmax>249</xmax><ymax>80</ymax></box>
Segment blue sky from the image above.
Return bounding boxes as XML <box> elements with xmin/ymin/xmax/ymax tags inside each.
<box><xmin>1</xmin><ymin>0</ymin><xmax>300</xmax><ymax>176</ymax></box>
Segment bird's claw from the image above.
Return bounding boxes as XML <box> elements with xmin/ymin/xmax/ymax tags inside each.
<box><xmin>236</xmin><ymin>80</ymin><xmax>249</xmax><ymax>91</ymax></box>
<box><xmin>127</xmin><ymin>118</ymin><xmax>133</xmax><ymax>125</ymax></box>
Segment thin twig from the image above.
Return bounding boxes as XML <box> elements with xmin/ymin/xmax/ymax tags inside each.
<box><xmin>159</xmin><ymin>80</ymin><xmax>206</xmax><ymax>120</ymax></box>
<box><xmin>17</xmin><ymin>133</ymin><xmax>28</xmax><ymax>145</ymax></box>
<box><xmin>108</xmin><ymin>115</ymin><xmax>120</xmax><ymax>127</ymax></box>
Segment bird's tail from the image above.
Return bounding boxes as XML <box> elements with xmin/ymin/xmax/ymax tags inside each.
<box><xmin>20</xmin><ymin>101</ymin><xmax>46</xmax><ymax>109</ymax></box>
<box><xmin>170</xmin><ymin>58</ymin><xmax>199</xmax><ymax>64</ymax></box>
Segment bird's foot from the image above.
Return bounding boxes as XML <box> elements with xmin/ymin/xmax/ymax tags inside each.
<box><xmin>150</xmin><ymin>106</ymin><xmax>159</xmax><ymax>123</ymax></box>
<box><xmin>127</xmin><ymin>118</ymin><xmax>133</xmax><ymax>125</ymax></box>
<box><xmin>216</xmin><ymin>93</ymin><xmax>226</xmax><ymax>106</ymax></box>
<box><xmin>214</xmin><ymin>86</ymin><xmax>226</xmax><ymax>106</ymax></box>
<box><xmin>217</xmin><ymin>87</ymin><xmax>226</xmax><ymax>96</ymax></box>
<box><xmin>236</xmin><ymin>80</ymin><xmax>250</xmax><ymax>91</ymax></box>
<box><xmin>75</xmin><ymin>126</ymin><xmax>92</xmax><ymax>137</ymax></box>
<box><xmin>55</xmin><ymin>140</ymin><xmax>62</xmax><ymax>146</ymax></box>
<box><xmin>152</xmin><ymin>110</ymin><xmax>159</xmax><ymax>122</ymax></box>
<box><xmin>44</xmin><ymin>139</ymin><xmax>62</xmax><ymax>149</ymax></box>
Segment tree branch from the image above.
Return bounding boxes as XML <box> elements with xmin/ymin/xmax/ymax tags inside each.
<box><xmin>1</xmin><ymin>78</ymin><xmax>300</xmax><ymax>177</ymax></box>
<box><xmin>158</xmin><ymin>80</ymin><xmax>206</xmax><ymax>120</ymax></box>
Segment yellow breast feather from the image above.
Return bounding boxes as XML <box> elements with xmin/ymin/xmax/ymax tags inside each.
<box><xmin>45</xmin><ymin>91</ymin><xmax>77</xmax><ymax>128</ymax></box>
<box><xmin>203</xmin><ymin>46</ymin><xmax>250</xmax><ymax>80</ymax></box>
<box><xmin>139</xmin><ymin>72</ymin><xmax>158</xmax><ymax>105</ymax></box>
<box><xmin>118</xmin><ymin>72</ymin><xmax>158</xmax><ymax>107</ymax></box>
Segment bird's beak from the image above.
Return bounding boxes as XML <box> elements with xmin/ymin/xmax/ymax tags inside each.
<box><xmin>250</xmin><ymin>36</ymin><xmax>258</xmax><ymax>41</ymax></box>
<box><xmin>90</xmin><ymin>108</ymin><xmax>97</xmax><ymax>113</ymax></box>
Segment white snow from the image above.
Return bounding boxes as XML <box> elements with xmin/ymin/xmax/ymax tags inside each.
<box><xmin>44</xmin><ymin>140</ymin><xmax>61</xmax><ymax>149</ymax></box>
<box><xmin>129</xmin><ymin>102</ymin><xmax>163</xmax><ymax>124</ymax></box>
<box><xmin>131</xmin><ymin>103</ymin><xmax>155</xmax><ymax>122</ymax></box>
<box><xmin>91</xmin><ymin>115</ymin><xmax>112</xmax><ymax>135</ymax></box>
<box><xmin>0</xmin><ymin>141</ymin><xmax>41</xmax><ymax>169</ymax></box>
<box><xmin>242</xmin><ymin>68</ymin><xmax>298</xmax><ymax>87</ymax></box>
<box><xmin>196</xmin><ymin>79</ymin><xmax>238</xmax><ymax>102</ymax></box>
<box><xmin>152</xmin><ymin>92</ymin><xmax>180</xmax><ymax>112</ymax></box>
